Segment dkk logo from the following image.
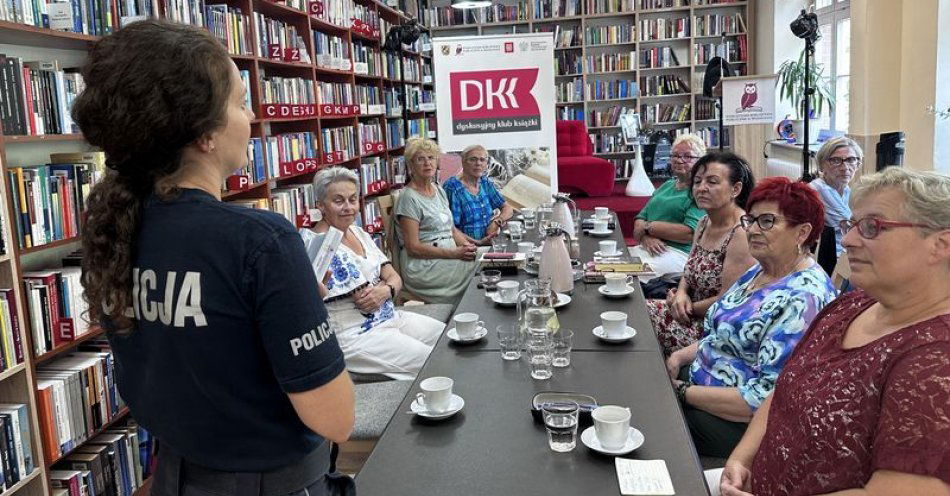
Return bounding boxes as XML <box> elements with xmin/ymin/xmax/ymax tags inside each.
<box><xmin>450</xmin><ymin>69</ymin><xmax>540</xmax><ymax>119</ymax></box>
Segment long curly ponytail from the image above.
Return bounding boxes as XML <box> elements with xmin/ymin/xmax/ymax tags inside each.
<box><xmin>72</xmin><ymin>20</ymin><xmax>233</xmax><ymax>332</ymax></box>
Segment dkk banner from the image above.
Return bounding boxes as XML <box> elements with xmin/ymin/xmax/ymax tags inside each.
<box><xmin>433</xmin><ymin>34</ymin><xmax>558</xmax><ymax>206</ymax></box>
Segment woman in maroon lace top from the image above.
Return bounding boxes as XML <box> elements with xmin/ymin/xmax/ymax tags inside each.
<box><xmin>720</xmin><ymin>167</ymin><xmax>950</xmax><ymax>496</ymax></box>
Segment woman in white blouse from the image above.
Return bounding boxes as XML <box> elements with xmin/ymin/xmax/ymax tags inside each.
<box><xmin>300</xmin><ymin>167</ymin><xmax>444</xmax><ymax>380</ymax></box>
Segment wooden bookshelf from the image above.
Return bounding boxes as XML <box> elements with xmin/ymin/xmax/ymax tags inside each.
<box><xmin>422</xmin><ymin>0</ymin><xmax>753</xmax><ymax>152</ymax></box>
<box><xmin>0</xmin><ymin>0</ymin><xmax>433</xmax><ymax>493</ymax></box>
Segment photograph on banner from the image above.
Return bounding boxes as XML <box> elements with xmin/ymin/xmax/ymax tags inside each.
<box><xmin>721</xmin><ymin>75</ymin><xmax>778</xmax><ymax>126</ymax></box>
<box><xmin>432</xmin><ymin>34</ymin><xmax>557</xmax><ymax>209</ymax></box>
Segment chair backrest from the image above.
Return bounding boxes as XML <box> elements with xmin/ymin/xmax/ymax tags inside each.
<box><xmin>831</xmin><ymin>252</ymin><xmax>852</xmax><ymax>290</ymax></box>
<box><xmin>555</xmin><ymin>120</ymin><xmax>594</xmax><ymax>158</ymax></box>
<box><xmin>377</xmin><ymin>190</ymin><xmax>402</xmax><ymax>272</ymax></box>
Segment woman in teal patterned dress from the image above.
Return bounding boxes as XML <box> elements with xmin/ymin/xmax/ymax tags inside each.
<box><xmin>664</xmin><ymin>177</ymin><xmax>838</xmax><ymax>457</ymax></box>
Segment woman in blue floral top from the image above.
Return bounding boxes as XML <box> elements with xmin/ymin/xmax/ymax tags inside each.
<box><xmin>443</xmin><ymin>144</ymin><xmax>514</xmax><ymax>243</ymax></box>
<box><xmin>664</xmin><ymin>177</ymin><xmax>837</xmax><ymax>457</ymax></box>
<box><xmin>302</xmin><ymin>167</ymin><xmax>444</xmax><ymax>380</ymax></box>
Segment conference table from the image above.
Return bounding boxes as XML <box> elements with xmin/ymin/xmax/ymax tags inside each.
<box><xmin>356</xmin><ymin>213</ymin><xmax>711</xmax><ymax>495</ymax></box>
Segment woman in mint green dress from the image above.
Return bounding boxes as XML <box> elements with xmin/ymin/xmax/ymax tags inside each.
<box><xmin>394</xmin><ymin>138</ymin><xmax>478</xmax><ymax>303</ymax></box>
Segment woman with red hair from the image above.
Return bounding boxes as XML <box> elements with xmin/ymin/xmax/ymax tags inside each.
<box><xmin>665</xmin><ymin>177</ymin><xmax>837</xmax><ymax>457</ymax></box>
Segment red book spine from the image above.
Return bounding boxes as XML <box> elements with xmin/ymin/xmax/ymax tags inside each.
<box><xmin>23</xmin><ymin>274</ymin><xmax>65</xmax><ymax>346</ymax></box>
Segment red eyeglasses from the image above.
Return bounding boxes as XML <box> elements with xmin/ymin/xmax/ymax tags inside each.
<box><xmin>839</xmin><ymin>217</ymin><xmax>932</xmax><ymax>239</ymax></box>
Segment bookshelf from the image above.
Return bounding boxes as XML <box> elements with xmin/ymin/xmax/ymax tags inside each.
<box><xmin>422</xmin><ymin>0</ymin><xmax>753</xmax><ymax>177</ymax></box>
<box><xmin>0</xmin><ymin>0</ymin><xmax>433</xmax><ymax>494</ymax></box>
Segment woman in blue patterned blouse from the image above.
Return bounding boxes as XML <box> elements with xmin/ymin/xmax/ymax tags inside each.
<box><xmin>663</xmin><ymin>177</ymin><xmax>838</xmax><ymax>457</ymax></box>
<box><xmin>443</xmin><ymin>144</ymin><xmax>514</xmax><ymax>243</ymax></box>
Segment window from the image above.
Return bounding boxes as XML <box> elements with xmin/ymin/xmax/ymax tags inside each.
<box><xmin>814</xmin><ymin>0</ymin><xmax>851</xmax><ymax>132</ymax></box>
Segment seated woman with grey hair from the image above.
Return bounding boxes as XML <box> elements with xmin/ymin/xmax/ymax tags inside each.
<box><xmin>300</xmin><ymin>166</ymin><xmax>444</xmax><ymax>380</ymax></box>
<box><xmin>443</xmin><ymin>144</ymin><xmax>514</xmax><ymax>243</ymax></box>
<box><xmin>810</xmin><ymin>136</ymin><xmax>864</xmax><ymax>273</ymax></box>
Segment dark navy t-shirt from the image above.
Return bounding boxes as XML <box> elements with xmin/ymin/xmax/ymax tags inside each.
<box><xmin>107</xmin><ymin>188</ymin><xmax>345</xmax><ymax>472</ymax></box>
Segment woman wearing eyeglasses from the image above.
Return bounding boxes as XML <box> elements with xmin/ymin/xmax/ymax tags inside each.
<box><xmin>719</xmin><ymin>168</ymin><xmax>950</xmax><ymax>496</ymax></box>
<box><xmin>631</xmin><ymin>134</ymin><xmax>708</xmax><ymax>281</ymax></box>
<box><xmin>811</xmin><ymin>137</ymin><xmax>864</xmax><ymax>274</ymax></box>
<box><xmin>443</xmin><ymin>144</ymin><xmax>514</xmax><ymax>244</ymax></box>
<box><xmin>665</xmin><ymin>177</ymin><xmax>836</xmax><ymax>457</ymax></box>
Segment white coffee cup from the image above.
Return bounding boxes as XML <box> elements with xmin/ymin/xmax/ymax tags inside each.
<box><xmin>517</xmin><ymin>242</ymin><xmax>534</xmax><ymax>254</ymax></box>
<box><xmin>600</xmin><ymin>311</ymin><xmax>628</xmax><ymax>338</ymax></box>
<box><xmin>592</xmin><ymin>219</ymin><xmax>609</xmax><ymax>233</ymax></box>
<box><xmin>453</xmin><ymin>312</ymin><xmax>484</xmax><ymax>339</ymax></box>
<box><xmin>496</xmin><ymin>280</ymin><xmax>520</xmax><ymax>303</ymax></box>
<box><xmin>507</xmin><ymin>221</ymin><xmax>522</xmax><ymax>234</ymax></box>
<box><xmin>592</xmin><ymin>405</ymin><xmax>631</xmax><ymax>450</ymax></box>
<box><xmin>594</xmin><ymin>207</ymin><xmax>610</xmax><ymax>219</ymax></box>
<box><xmin>599</xmin><ymin>240</ymin><xmax>618</xmax><ymax>255</ymax></box>
<box><xmin>522</xmin><ymin>208</ymin><xmax>536</xmax><ymax>219</ymax></box>
<box><xmin>604</xmin><ymin>273</ymin><xmax>634</xmax><ymax>292</ymax></box>
<box><xmin>416</xmin><ymin>377</ymin><xmax>454</xmax><ymax>413</ymax></box>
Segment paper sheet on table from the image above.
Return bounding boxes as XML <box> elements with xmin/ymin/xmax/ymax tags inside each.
<box><xmin>615</xmin><ymin>459</ymin><xmax>675</xmax><ymax>495</ymax></box>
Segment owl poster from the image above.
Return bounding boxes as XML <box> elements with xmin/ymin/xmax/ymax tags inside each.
<box><xmin>722</xmin><ymin>75</ymin><xmax>778</xmax><ymax>126</ymax></box>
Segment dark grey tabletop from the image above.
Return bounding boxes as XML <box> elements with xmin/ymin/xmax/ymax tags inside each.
<box><xmin>355</xmin><ymin>351</ymin><xmax>710</xmax><ymax>495</ymax></box>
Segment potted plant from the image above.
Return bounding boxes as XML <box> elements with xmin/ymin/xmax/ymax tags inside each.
<box><xmin>776</xmin><ymin>47</ymin><xmax>835</xmax><ymax>144</ymax></box>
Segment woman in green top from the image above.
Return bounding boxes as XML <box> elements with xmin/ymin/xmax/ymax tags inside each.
<box><xmin>394</xmin><ymin>138</ymin><xmax>478</xmax><ymax>303</ymax></box>
<box><xmin>631</xmin><ymin>133</ymin><xmax>707</xmax><ymax>281</ymax></box>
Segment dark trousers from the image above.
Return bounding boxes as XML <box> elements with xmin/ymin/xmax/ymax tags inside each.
<box><xmin>150</xmin><ymin>443</ymin><xmax>355</xmax><ymax>496</ymax></box>
<box><xmin>678</xmin><ymin>367</ymin><xmax>749</xmax><ymax>458</ymax></box>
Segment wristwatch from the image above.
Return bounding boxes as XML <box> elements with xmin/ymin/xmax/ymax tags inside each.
<box><xmin>674</xmin><ymin>381</ymin><xmax>691</xmax><ymax>403</ymax></box>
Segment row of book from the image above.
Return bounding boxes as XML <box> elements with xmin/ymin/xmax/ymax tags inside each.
<box><xmin>382</xmin><ymin>52</ymin><xmax>402</xmax><ymax>80</ymax></box>
<box><xmin>268</xmin><ymin>132</ymin><xmax>318</xmax><ymax>174</ymax></box>
<box><xmin>481</xmin><ymin>2</ymin><xmax>529</xmax><ymax>22</ymax></box>
<box><xmin>695</xmin><ymin>98</ymin><xmax>719</xmax><ymax>120</ymax></box>
<box><xmin>271</xmin><ymin>184</ymin><xmax>317</xmax><ymax>227</ymax></box>
<box><xmin>584</xmin><ymin>0</ymin><xmax>634</xmax><ymax>15</ymax></box>
<box><xmin>7</xmin><ymin>157</ymin><xmax>104</xmax><ymax>250</ymax></box>
<box><xmin>317</xmin><ymin>81</ymin><xmax>355</xmax><ymax>105</ymax></box>
<box><xmin>639</xmin><ymin>0</ymin><xmax>688</xmax><ymax>9</ymax></box>
<box><xmin>639</xmin><ymin>17</ymin><xmax>690</xmax><ymax>40</ymax></box>
<box><xmin>312</xmin><ymin>0</ymin><xmax>355</xmax><ymax>28</ymax></box>
<box><xmin>351</xmin><ymin>1</ymin><xmax>380</xmax><ymax>31</ymax></box>
<box><xmin>358</xmin><ymin>157</ymin><xmax>392</xmax><ymax>196</ymax></box>
<box><xmin>532</xmin><ymin>0</ymin><xmax>581</xmax><ymax>18</ymax></box>
<box><xmin>609</xmin><ymin>157</ymin><xmax>638</xmax><ymax>179</ymax></box>
<box><xmin>383</xmin><ymin>88</ymin><xmax>402</xmax><ymax>115</ymax></box>
<box><xmin>694</xmin><ymin>36</ymin><xmax>746</xmax><ymax>64</ymax></box>
<box><xmin>640</xmin><ymin>74</ymin><xmax>690</xmax><ymax>96</ymax></box>
<box><xmin>641</xmin><ymin>102</ymin><xmax>691</xmax><ymax>123</ymax></box>
<box><xmin>353</xmin><ymin>41</ymin><xmax>383</xmax><ymax>76</ymax></box>
<box><xmin>260</xmin><ymin>75</ymin><xmax>317</xmax><ymax>105</ymax></box>
<box><xmin>640</xmin><ymin>46</ymin><xmax>683</xmax><ymax>68</ymax></box>
<box><xmin>584</xmin><ymin>52</ymin><xmax>635</xmax><ymax>73</ymax></box>
<box><xmin>0</xmin><ymin>285</ymin><xmax>21</xmax><ymax>373</ymax></box>
<box><xmin>239</xmin><ymin>138</ymin><xmax>268</xmax><ymax>185</ymax></box>
<box><xmin>697</xmin><ymin>125</ymin><xmax>729</xmax><ymax>148</ymax></box>
<box><xmin>556</xmin><ymin>78</ymin><xmax>584</xmax><ymax>104</ymax></box>
<box><xmin>24</xmin><ymin>266</ymin><xmax>94</xmax><ymax>357</ymax></box>
<box><xmin>314</xmin><ymin>31</ymin><xmax>351</xmax><ymax>71</ymax></box>
<box><xmin>205</xmin><ymin>5</ymin><xmax>253</xmax><ymax>56</ymax></box>
<box><xmin>559</xmin><ymin>107</ymin><xmax>585</xmax><ymax>121</ymax></box>
<box><xmin>357</xmin><ymin>85</ymin><xmax>383</xmax><ymax>112</ymax></box>
<box><xmin>0</xmin><ymin>403</ymin><xmax>33</xmax><ymax>490</ymax></box>
<box><xmin>420</xmin><ymin>7</ymin><xmax>476</xmax><ymax>27</ymax></box>
<box><xmin>0</xmin><ymin>56</ymin><xmax>83</xmax><ymax>137</ymax></box>
<box><xmin>590</xmin><ymin>131</ymin><xmax>627</xmax><ymax>154</ymax></box>
<box><xmin>402</xmin><ymin>57</ymin><xmax>422</xmax><ymax>82</ymax></box>
<box><xmin>587</xmin><ymin>105</ymin><xmax>633</xmax><ymax>127</ymax></box>
<box><xmin>362</xmin><ymin>198</ymin><xmax>381</xmax><ymax>229</ymax></box>
<box><xmin>406</xmin><ymin>117</ymin><xmax>436</xmax><ymax>140</ymax></box>
<box><xmin>556</xmin><ymin>52</ymin><xmax>582</xmax><ymax>77</ymax></box>
<box><xmin>693</xmin><ymin>12</ymin><xmax>746</xmax><ymax>37</ymax></box>
<box><xmin>405</xmin><ymin>87</ymin><xmax>433</xmax><ymax>112</ymax></box>
<box><xmin>253</xmin><ymin>13</ymin><xmax>310</xmax><ymax>62</ymax></box>
<box><xmin>584</xmin><ymin>25</ymin><xmax>634</xmax><ymax>45</ymax></box>
<box><xmin>586</xmin><ymin>80</ymin><xmax>638</xmax><ymax>101</ymax></box>
<box><xmin>386</xmin><ymin>119</ymin><xmax>405</xmax><ymax>149</ymax></box>
<box><xmin>51</xmin><ymin>419</ymin><xmax>156</xmax><ymax>496</ymax></box>
<box><xmin>359</xmin><ymin>122</ymin><xmax>384</xmax><ymax>148</ymax></box>
<box><xmin>37</xmin><ymin>342</ymin><xmax>125</xmax><ymax>464</ymax></box>
<box><xmin>322</xmin><ymin>126</ymin><xmax>358</xmax><ymax>162</ymax></box>
<box><xmin>537</xmin><ymin>26</ymin><xmax>579</xmax><ymax>48</ymax></box>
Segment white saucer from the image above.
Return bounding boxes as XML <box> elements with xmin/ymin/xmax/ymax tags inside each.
<box><xmin>447</xmin><ymin>326</ymin><xmax>488</xmax><ymax>343</ymax></box>
<box><xmin>594</xmin><ymin>250</ymin><xmax>623</xmax><ymax>257</ymax></box>
<box><xmin>588</xmin><ymin>229</ymin><xmax>613</xmax><ymax>237</ymax></box>
<box><xmin>411</xmin><ymin>394</ymin><xmax>465</xmax><ymax>419</ymax></box>
<box><xmin>592</xmin><ymin>325</ymin><xmax>637</xmax><ymax>343</ymax></box>
<box><xmin>553</xmin><ymin>293</ymin><xmax>572</xmax><ymax>308</ymax></box>
<box><xmin>598</xmin><ymin>285</ymin><xmax>636</xmax><ymax>298</ymax></box>
<box><xmin>580</xmin><ymin>426</ymin><xmax>645</xmax><ymax>455</ymax></box>
<box><xmin>491</xmin><ymin>293</ymin><xmax>519</xmax><ymax>307</ymax></box>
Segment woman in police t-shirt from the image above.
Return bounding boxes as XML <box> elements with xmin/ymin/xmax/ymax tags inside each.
<box><xmin>73</xmin><ymin>20</ymin><xmax>355</xmax><ymax>495</ymax></box>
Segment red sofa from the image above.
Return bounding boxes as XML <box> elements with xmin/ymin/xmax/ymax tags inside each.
<box><xmin>555</xmin><ymin>120</ymin><xmax>616</xmax><ymax>197</ymax></box>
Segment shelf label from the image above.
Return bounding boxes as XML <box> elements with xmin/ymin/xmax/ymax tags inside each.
<box><xmin>283</xmin><ymin>47</ymin><xmax>301</xmax><ymax>62</ymax></box>
<box><xmin>262</xmin><ymin>104</ymin><xmax>318</xmax><ymax>119</ymax></box>
<box><xmin>323</xmin><ymin>150</ymin><xmax>347</xmax><ymax>165</ymax></box>
<box><xmin>226</xmin><ymin>174</ymin><xmax>251</xmax><ymax>191</ymax></box>
<box><xmin>280</xmin><ymin>158</ymin><xmax>320</xmax><ymax>177</ymax></box>
<box><xmin>419</xmin><ymin>102</ymin><xmax>435</xmax><ymax>112</ymax></box>
<box><xmin>354</xmin><ymin>62</ymin><xmax>369</xmax><ymax>74</ymax></box>
<box><xmin>319</xmin><ymin>104</ymin><xmax>361</xmax><ymax>117</ymax></box>
<box><xmin>422</xmin><ymin>75</ymin><xmax>432</xmax><ymax>84</ymax></box>
<box><xmin>369</xmin><ymin>104</ymin><xmax>385</xmax><ymax>115</ymax></box>
<box><xmin>361</xmin><ymin>141</ymin><xmax>386</xmax><ymax>154</ymax></box>
<box><xmin>296</xmin><ymin>214</ymin><xmax>314</xmax><ymax>229</ymax></box>
<box><xmin>427</xmin><ymin>130</ymin><xmax>437</xmax><ymax>138</ymax></box>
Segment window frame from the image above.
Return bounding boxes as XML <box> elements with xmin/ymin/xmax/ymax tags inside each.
<box><xmin>815</xmin><ymin>0</ymin><xmax>851</xmax><ymax>132</ymax></box>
